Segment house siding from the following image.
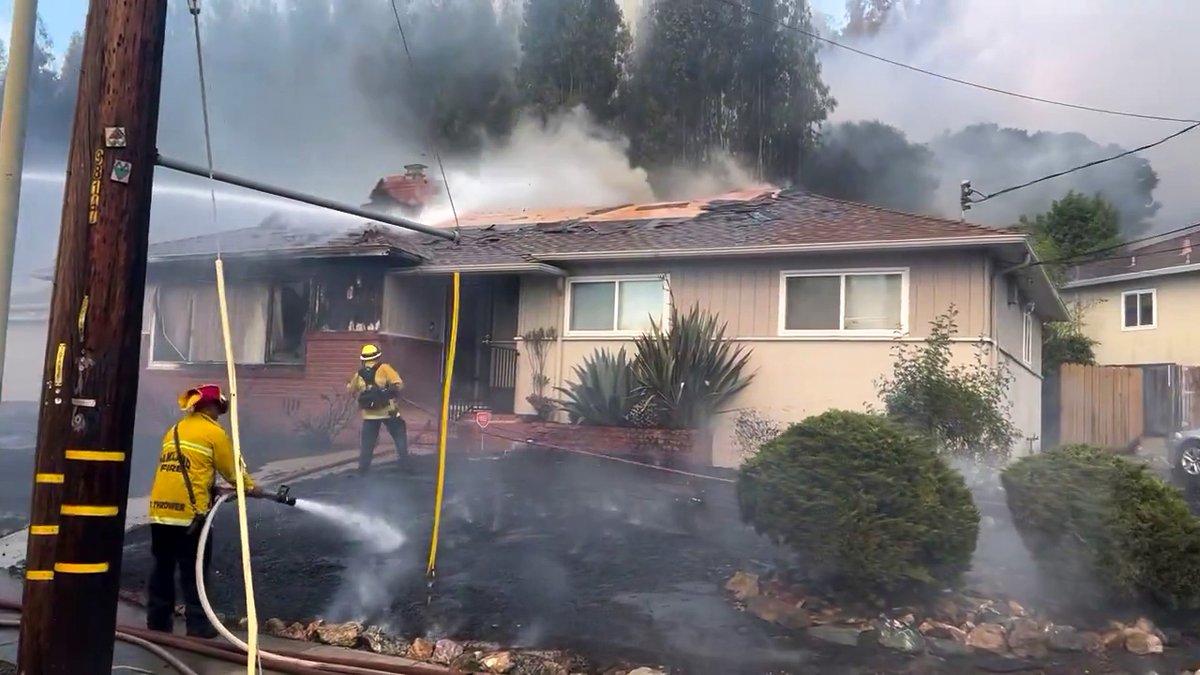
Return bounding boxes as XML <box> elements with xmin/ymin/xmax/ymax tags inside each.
<box><xmin>382</xmin><ymin>273</ymin><xmax>448</xmax><ymax>343</ymax></box>
<box><xmin>1064</xmin><ymin>272</ymin><xmax>1200</xmax><ymax>366</ymax></box>
<box><xmin>2</xmin><ymin>319</ymin><xmax>49</xmax><ymax>402</ymax></box>
<box><xmin>513</xmin><ymin>251</ymin><xmax>1030</xmax><ymax>467</ymax></box>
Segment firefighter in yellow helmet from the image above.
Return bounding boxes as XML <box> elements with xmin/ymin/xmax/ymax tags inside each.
<box><xmin>347</xmin><ymin>344</ymin><xmax>409</xmax><ymax>474</ymax></box>
<box><xmin>147</xmin><ymin>384</ymin><xmax>265</xmax><ymax>637</ymax></box>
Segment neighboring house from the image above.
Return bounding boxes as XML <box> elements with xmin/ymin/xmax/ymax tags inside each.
<box><xmin>1060</xmin><ymin>231</ymin><xmax>1199</xmax><ymax>366</ymax></box>
<box><xmin>118</xmin><ymin>188</ymin><xmax>1064</xmax><ymax>466</ymax></box>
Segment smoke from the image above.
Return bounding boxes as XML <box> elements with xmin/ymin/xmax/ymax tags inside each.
<box><xmin>819</xmin><ymin>0</ymin><xmax>1200</xmax><ymax>231</ymax></box>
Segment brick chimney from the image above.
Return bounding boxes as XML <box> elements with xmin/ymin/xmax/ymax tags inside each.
<box><xmin>363</xmin><ymin>163</ymin><xmax>442</xmax><ymax>218</ymax></box>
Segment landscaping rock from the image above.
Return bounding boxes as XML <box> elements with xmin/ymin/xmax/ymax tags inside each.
<box><xmin>724</xmin><ymin>571</ymin><xmax>760</xmax><ymax>601</ymax></box>
<box><xmin>928</xmin><ymin>637</ymin><xmax>974</xmax><ymax>658</ymax></box>
<box><xmin>432</xmin><ymin>639</ymin><xmax>464</xmax><ymax>665</ymax></box>
<box><xmin>1046</xmin><ymin>625</ymin><xmax>1092</xmax><ymax>652</ymax></box>
<box><xmin>918</xmin><ymin>619</ymin><xmax>968</xmax><ymax>643</ymax></box>
<box><xmin>627</xmin><ymin>669</ymin><xmax>667</xmax><ymax>675</ymax></box>
<box><xmin>1007</xmin><ymin>618</ymin><xmax>1047</xmax><ymax>659</ymax></box>
<box><xmin>313</xmin><ymin>621</ymin><xmax>362</xmax><ymax>648</ymax></box>
<box><xmin>876</xmin><ymin>619</ymin><xmax>925</xmax><ymax>654</ymax></box>
<box><xmin>806</xmin><ymin>625</ymin><xmax>864</xmax><ymax>647</ymax></box>
<box><xmin>480</xmin><ymin>651</ymin><xmax>515</xmax><ymax>673</ymax></box>
<box><xmin>1124</xmin><ymin>630</ymin><xmax>1164</xmax><ymax>655</ymax></box>
<box><xmin>966</xmin><ymin>623</ymin><xmax>1008</xmax><ymax>654</ymax></box>
<box><xmin>408</xmin><ymin>637</ymin><xmax>435</xmax><ymax>660</ymax></box>
<box><xmin>360</xmin><ymin>626</ymin><xmax>409</xmax><ymax>656</ymax></box>
<box><xmin>746</xmin><ymin>595</ymin><xmax>811</xmax><ymax>629</ymax></box>
<box><xmin>264</xmin><ymin>618</ymin><xmax>311</xmax><ymax>641</ymax></box>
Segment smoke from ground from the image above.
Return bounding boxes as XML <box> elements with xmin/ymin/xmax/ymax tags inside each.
<box><xmin>819</xmin><ymin>0</ymin><xmax>1200</xmax><ymax>231</ymax></box>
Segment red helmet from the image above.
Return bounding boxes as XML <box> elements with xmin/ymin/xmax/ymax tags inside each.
<box><xmin>178</xmin><ymin>384</ymin><xmax>229</xmax><ymax>415</ymax></box>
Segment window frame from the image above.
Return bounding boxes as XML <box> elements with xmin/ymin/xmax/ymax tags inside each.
<box><xmin>1021</xmin><ymin>308</ymin><xmax>1034</xmax><ymax>365</ymax></box>
<box><xmin>563</xmin><ymin>274</ymin><xmax>671</xmax><ymax>338</ymax></box>
<box><xmin>1120</xmin><ymin>288</ymin><xmax>1157</xmax><ymax>331</ymax></box>
<box><xmin>777</xmin><ymin>267</ymin><xmax>910</xmax><ymax>337</ymax></box>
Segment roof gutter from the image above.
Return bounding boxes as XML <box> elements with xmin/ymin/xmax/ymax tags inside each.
<box><xmin>997</xmin><ymin>240</ymin><xmax>1071</xmax><ymax>322</ymax></box>
<box><xmin>530</xmin><ymin>234</ymin><xmax>1029</xmax><ymax>261</ymax></box>
<box><xmin>393</xmin><ymin>262</ymin><xmax>567</xmax><ymax>276</ymax></box>
<box><xmin>145</xmin><ymin>246</ymin><xmax>417</xmax><ymax>265</ymax></box>
<box><xmin>1061</xmin><ymin>261</ymin><xmax>1200</xmax><ymax>289</ymax></box>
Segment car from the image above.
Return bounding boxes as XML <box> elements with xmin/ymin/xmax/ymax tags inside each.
<box><xmin>1170</xmin><ymin>428</ymin><xmax>1200</xmax><ymax>481</ymax></box>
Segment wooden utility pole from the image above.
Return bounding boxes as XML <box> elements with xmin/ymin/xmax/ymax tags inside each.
<box><xmin>18</xmin><ymin>1</ymin><xmax>168</xmax><ymax>673</ymax></box>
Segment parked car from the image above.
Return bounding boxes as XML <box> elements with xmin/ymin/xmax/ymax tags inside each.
<box><xmin>1171</xmin><ymin>428</ymin><xmax>1200</xmax><ymax>481</ymax></box>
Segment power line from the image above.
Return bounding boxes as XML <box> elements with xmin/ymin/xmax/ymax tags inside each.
<box><xmin>1038</xmin><ymin>242</ymin><xmax>1196</xmax><ymax>270</ymax></box>
<box><xmin>1030</xmin><ymin>222</ymin><xmax>1200</xmax><ymax>268</ymax></box>
<box><xmin>390</xmin><ymin>0</ymin><xmax>462</xmax><ymax>234</ymax></box>
<box><xmin>968</xmin><ymin>122</ymin><xmax>1200</xmax><ymax>206</ymax></box>
<box><xmin>710</xmin><ymin>0</ymin><xmax>1200</xmax><ymax>125</ymax></box>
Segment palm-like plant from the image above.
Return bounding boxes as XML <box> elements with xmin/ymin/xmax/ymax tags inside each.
<box><xmin>633</xmin><ymin>304</ymin><xmax>755</xmax><ymax>429</ymax></box>
<box><xmin>558</xmin><ymin>347</ymin><xmax>639</xmax><ymax>426</ymax></box>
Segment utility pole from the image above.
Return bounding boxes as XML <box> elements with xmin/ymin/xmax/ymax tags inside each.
<box><xmin>0</xmin><ymin>0</ymin><xmax>40</xmax><ymax>401</ymax></box>
<box><xmin>18</xmin><ymin>1</ymin><xmax>167</xmax><ymax>673</ymax></box>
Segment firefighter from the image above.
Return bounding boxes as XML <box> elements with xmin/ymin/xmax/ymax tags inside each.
<box><xmin>347</xmin><ymin>344</ymin><xmax>410</xmax><ymax>474</ymax></box>
<box><xmin>147</xmin><ymin>384</ymin><xmax>265</xmax><ymax>637</ymax></box>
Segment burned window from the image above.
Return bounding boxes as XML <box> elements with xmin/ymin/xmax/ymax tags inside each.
<box><xmin>314</xmin><ymin>272</ymin><xmax>383</xmax><ymax>332</ymax></box>
<box><xmin>268</xmin><ymin>281</ymin><xmax>312</xmax><ymax>363</ymax></box>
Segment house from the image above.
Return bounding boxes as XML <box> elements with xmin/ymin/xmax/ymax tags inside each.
<box><xmin>1060</xmin><ymin>230</ymin><xmax>1200</xmax><ymax>367</ymax></box>
<box><xmin>129</xmin><ymin>187</ymin><xmax>1065</xmax><ymax>466</ymax></box>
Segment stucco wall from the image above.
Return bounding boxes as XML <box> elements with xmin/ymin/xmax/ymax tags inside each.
<box><xmin>1064</xmin><ymin>272</ymin><xmax>1200</xmax><ymax>366</ymax></box>
<box><xmin>2</xmin><ymin>320</ymin><xmax>49</xmax><ymax>402</ymax></box>
<box><xmin>512</xmin><ymin>251</ymin><xmax>1041</xmax><ymax>467</ymax></box>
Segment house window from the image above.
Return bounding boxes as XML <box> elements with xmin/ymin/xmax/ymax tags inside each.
<box><xmin>1021</xmin><ymin>310</ymin><xmax>1034</xmax><ymax>365</ymax></box>
<box><xmin>566</xmin><ymin>275</ymin><xmax>668</xmax><ymax>335</ymax></box>
<box><xmin>779</xmin><ymin>269</ymin><xmax>907</xmax><ymax>335</ymax></box>
<box><xmin>267</xmin><ymin>281</ymin><xmax>312</xmax><ymax>363</ymax></box>
<box><xmin>150</xmin><ymin>282</ymin><xmax>271</xmax><ymax>365</ymax></box>
<box><xmin>1121</xmin><ymin>289</ymin><xmax>1156</xmax><ymax>330</ymax></box>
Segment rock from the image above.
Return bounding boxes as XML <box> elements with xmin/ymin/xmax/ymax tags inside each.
<box><xmin>806</xmin><ymin>625</ymin><xmax>864</xmax><ymax>647</ymax></box>
<box><xmin>1046</xmin><ymin>625</ymin><xmax>1091</xmax><ymax>652</ymax></box>
<box><xmin>264</xmin><ymin>618</ymin><xmax>289</xmax><ymax>638</ymax></box>
<box><xmin>966</xmin><ymin>623</ymin><xmax>1008</xmax><ymax>654</ymax></box>
<box><xmin>928</xmin><ymin>637</ymin><xmax>974</xmax><ymax>658</ymax></box>
<box><xmin>627</xmin><ymin>669</ymin><xmax>667</xmax><ymax>675</ymax></box>
<box><xmin>361</xmin><ymin>626</ymin><xmax>409</xmax><ymax>657</ymax></box>
<box><xmin>1101</xmin><ymin>629</ymin><xmax>1127</xmax><ymax>650</ymax></box>
<box><xmin>934</xmin><ymin>597</ymin><xmax>961</xmax><ymax>623</ymax></box>
<box><xmin>432</xmin><ymin>639</ymin><xmax>464</xmax><ymax>665</ymax></box>
<box><xmin>1125</xmin><ymin>630</ymin><xmax>1164</xmax><ymax>655</ymax></box>
<box><xmin>450</xmin><ymin>652</ymin><xmax>484</xmax><ymax>672</ymax></box>
<box><xmin>265</xmin><ymin>619</ymin><xmax>312</xmax><ymax>641</ymax></box>
<box><xmin>313</xmin><ymin>621</ymin><xmax>362</xmax><ymax>648</ymax></box>
<box><xmin>899</xmin><ymin>613</ymin><xmax>915</xmax><ymax>626</ymax></box>
<box><xmin>877</xmin><ymin>619</ymin><xmax>925</xmax><ymax>654</ymax></box>
<box><xmin>1006</xmin><ymin>600</ymin><xmax>1027</xmax><ymax>617</ymax></box>
<box><xmin>1007</xmin><ymin>618</ymin><xmax>1047</xmax><ymax>659</ymax></box>
<box><xmin>480</xmin><ymin>651</ymin><xmax>515</xmax><ymax>673</ymax></box>
<box><xmin>746</xmin><ymin>595</ymin><xmax>811</xmax><ymax>629</ymax></box>
<box><xmin>725</xmin><ymin>571</ymin><xmax>760</xmax><ymax>601</ymax></box>
<box><xmin>408</xmin><ymin>637</ymin><xmax>435</xmax><ymax>661</ymax></box>
<box><xmin>919</xmin><ymin>620</ymin><xmax>968</xmax><ymax>643</ymax></box>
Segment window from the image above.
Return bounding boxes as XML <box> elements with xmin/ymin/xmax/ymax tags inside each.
<box><xmin>267</xmin><ymin>281</ymin><xmax>312</xmax><ymax>363</ymax></box>
<box><xmin>566</xmin><ymin>276</ymin><xmax>668</xmax><ymax>335</ymax></box>
<box><xmin>149</xmin><ymin>282</ymin><xmax>275</xmax><ymax>365</ymax></box>
<box><xmin>1021</xmin><ymin>309</ymin><xmax>1034</xmax><ymax>365</ymax></box>
<box><xmin>779</xmin><ymin>269</ymin><xmax>907</xmax><ymax>335</ymax></box>
<box><xmin>1121</xmin><ymin>289</ymin><xmax>1156</xmax><ymax>330</ymax></box>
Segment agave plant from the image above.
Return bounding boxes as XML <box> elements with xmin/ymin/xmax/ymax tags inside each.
<box><xmin>558</xmin><ymin>347</ymin><xmax>639</xmax><ymax>426</ymax></box>
<box><xmin>632</xmin><ymin>304</ymin><xmax>755</xmax><ymax>429</ymax></box>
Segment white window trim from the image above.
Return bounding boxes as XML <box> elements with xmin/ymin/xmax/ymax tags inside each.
<box><xmin>1120</xmin><ymin>288</ymin><xmax>1157</xmax><ymax>331</ymax></box>
<box><xmin>564</xmin><ymin>274</ymin><xmax>671</xmax><ymax>338</ymax></box>
<box><xmin>777</xmin><ymin>267</ymin><xmax>910</xmax><ymax>338</ymax></box>
<box><xmin>1021</xmin><ymin>309</ymin><xmax>1034</xmax><ymax>365</ymax></box>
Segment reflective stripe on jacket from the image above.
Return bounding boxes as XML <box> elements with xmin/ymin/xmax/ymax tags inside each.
<box><xmin>148</xmin><ymin>412</ymin><xmax>256</xmax><ymax>527</ymax></box>
<box><xmin>347</xmin><ymin>362</ymin><xmax>404</xmax><ymax>420</ymax></box>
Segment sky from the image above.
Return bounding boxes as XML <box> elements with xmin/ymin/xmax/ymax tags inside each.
<box><xmin>0</xmin><ymin>0</ymin><xmax>86</xmax><ymax>58</ymax></box>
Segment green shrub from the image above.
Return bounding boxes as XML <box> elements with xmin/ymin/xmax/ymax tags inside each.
<box><xmin>633</xmin><ymin>303</ymin><xmax>754</xmax><ymax>429</ymax></box>
<box><xmin>558</xmin><ymin>347</ymin><xmax>638</xmax><ymax>426</ymax></box>
<box><xmin>1002</xmin><ymin>445</ymin><xmax>1200</xmax><ymax>610</ymax></box>
<box><xmin>737</xmin><ymin>410</ymin><xmax>979</xmax><ymax>599</ymax></box>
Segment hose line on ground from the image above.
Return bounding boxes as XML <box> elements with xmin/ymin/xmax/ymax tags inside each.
<box><xmin>0</xmin><ymin>619</ymin><xmax>201</xmax><ymax>675</ymax></box>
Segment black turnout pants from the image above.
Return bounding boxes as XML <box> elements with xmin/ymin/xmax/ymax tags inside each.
<box><xmin>359</xmin><ymin>414</ymin><xmax>409</xmax><ymax>473</ymax></box>
<box><xmin>147</xmin><ymin>523</ymin><xmax>212</xmax><ymax>633</ymax></box>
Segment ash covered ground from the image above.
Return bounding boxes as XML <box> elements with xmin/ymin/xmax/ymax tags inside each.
<box><xmin>117</xmin><ymin>449</ymin><xmax>1200</xmax><ymax>674</ymax></box>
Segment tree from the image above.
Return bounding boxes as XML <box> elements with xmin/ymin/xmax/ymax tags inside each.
<box><xmin>1020</xmin><ymin>191</ymin><xmax>1122</xmax><ymax>265</ymax></box>
<box><xmin>517</xmin><ymin>0</ymin><xmax>631</xmax><ymax>123</ymax></box>
<box><xmin>843</xmin><ymin>0</ymin><xmax>902</xmax><ymax>36</ymax></box>
<box><xmin>801</xmin><ymin>120</ymin><xmax>938</xmax><ymax>213</ymax></box>
<box><xmin>0</xmin><ymin>20</ymin><xmax>79</xmax><ymax>161</ymax></box>
<box><xmin>1041</xmin><ymin>299</ymin><xmax>1098</xmax><ymax>375</ymax></box>
<box><xmin>623</xmin><ymin>0</ymin><xmax>833</xmax><ymax>187</ymax></box>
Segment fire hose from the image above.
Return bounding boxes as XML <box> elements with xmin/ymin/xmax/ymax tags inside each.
<box><xmin>0</xmin><ymin>617</ymin><xmax>201</xmax><ymax>675</ymax></box>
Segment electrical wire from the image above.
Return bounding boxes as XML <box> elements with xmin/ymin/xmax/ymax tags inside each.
<box><xmin>1034</xmin><ymin>242</ymin><xmax>1196</xmax><ymax>270</ymax></box>
<box><xmin>389</xmin><ymin>0</ymin><xmax>462</xmax><ymax>235</ymax></box>
<box><xmin>968</xmin><ymin>122</ymin><xmax>1200</xmax><ymax>206</ymax></box>
<box><xmin>709</xmin><ymin>0</ymin><xmax>1200</xmax><ymax>125</ymax></box>
<box><xmin>1029</xmin><ymin>221</ymin><xmax>1200</xmax><ymax>268</ymax></box>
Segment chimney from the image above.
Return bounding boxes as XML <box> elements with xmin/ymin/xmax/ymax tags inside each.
<box><xmin>363</xmin><ymin>163</ymin><xmax>442</xmax><ymax>218</ymax></box>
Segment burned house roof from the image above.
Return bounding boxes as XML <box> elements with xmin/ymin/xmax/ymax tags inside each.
<box><xmin>1062</xmin><ymin>227</ymin><xmax>1200</xmax><ymax>288</ymax></box>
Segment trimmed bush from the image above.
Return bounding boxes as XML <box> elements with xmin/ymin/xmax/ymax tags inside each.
<box><xmin>1002</xmin><ymin>444</ymin><xmax>1200</xmax><ymax>610</ymax></box>
<box><xmin>737</xmin><ymin>410</ymin><xmax>979</xmax><ymax>599</ymax></box>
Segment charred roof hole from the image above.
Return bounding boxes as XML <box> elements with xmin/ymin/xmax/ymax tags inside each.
<box><xmin>478</xmin><ymin>235</ymin><xmax>504</xmax><ymax>245</ymax></box>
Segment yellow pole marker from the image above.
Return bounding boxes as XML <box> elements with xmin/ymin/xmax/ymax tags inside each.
<box><xmin>34</xmin><ymin>473</ymin><xmax>63</xmax><ymax>484</ymax></box>
<box><xmin>54</xmin><ymin>562</ymin><xmax>109</xmax><ymax>574</ymax></box>
<box><xmin>215</xmin><ymin>257</ymin><xmax>259</xmax><ymax>675</ymax></box>
<box><xmin>64</xmin><ymin>449</ymin><xmax>125</xmax><ymax>462</ymax></box>
<box><xmin>60</xmin><ymin>505</ymin><xmax>119</xmax><ymax>517</ymax></box>
<box><xmin>427</xmin><ymin>271</ymin><xmax>460</xmax><ymax>577</ymax></box>
<box><xmin>29</xmin><ymin>526</ymin><xmax>58</xmax><ymax>536</ymax></box>
<box><xmin>25</xmin><ymin>570</ymin><xmax>53</xmax><ymax>581</ymax></box>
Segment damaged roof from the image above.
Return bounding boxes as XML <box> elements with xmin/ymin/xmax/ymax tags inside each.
<box><xmin>1062</xmin><ymin>227</ymin><xmax>1200</xmax><ymax>288</ymax></box>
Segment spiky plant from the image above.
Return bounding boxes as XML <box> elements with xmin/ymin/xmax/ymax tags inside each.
<box><xmin>558</xmin><ymin>347</ymin><xmax>638</xmax><ymax>426</ymax></box>
<box><xmin>632</xmin><ymin>304</ymin><xmax>755</xmax><ymax>430</ymax></box>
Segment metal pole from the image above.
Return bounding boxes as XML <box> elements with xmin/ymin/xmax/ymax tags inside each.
<box><xmin>18</xmin><ymin>0</ymin><xmax>169</xmax><ymax>672</ymax></box>
<box><xmin>155</xmin><ymin>154</ymin><xmax>460</xmax><ymax>242</ymax></box>
<box><xmin>0</xmin><ymin>0</ymin><xmax>40</xmax><ymax>402</ymax></box>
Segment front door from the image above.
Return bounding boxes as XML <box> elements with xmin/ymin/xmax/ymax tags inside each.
<box><xmin>445</xmin><ymin>276</ymin><xmax>519</xmax><ymax>417</ymax></box>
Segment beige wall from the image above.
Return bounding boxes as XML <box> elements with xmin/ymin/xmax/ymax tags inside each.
<box><xmin>382</xmin><ymin>274</ymin><xmax>447</xmax><ymax>343</ymax></box>
<box><xmin>512</xmin><ymin>251</ymin><xmax>1046</xmax><ymax>466</ymax></box>
<box><xmin>1064</xmin><ymin>273</ymin><xmax>1200</xmax><ymax>366</ymax></box>
<box><xmin>2</xmin><ymin>320</ymin><xmax>49</xmax><ymax>401</ymax></box>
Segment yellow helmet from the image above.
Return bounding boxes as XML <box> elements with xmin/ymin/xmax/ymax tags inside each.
<box><xmin>360</xmin><ymin>344</ymin><xmax>382</xmax><ymax>361</ymax></box>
